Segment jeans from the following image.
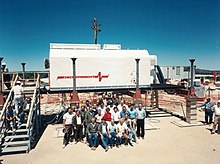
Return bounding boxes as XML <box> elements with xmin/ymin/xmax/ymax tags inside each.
<box><xmin>205</xmin><ymin>110</ymin><xmax>213</xmax><ymax>124</ymax></box>
<box><xmin>6</xmin><ymin>119</ymin><xmax>16</xmax><ymax>130</ymax></box>
<box><xmin>101</xmin><ymin>133</ymin><xmax>109</xmax><ymax>149</ymax></box>
<box><xmin>109</xmin><ymin>132</ymin><xmax>119</xmax><ymax>145</ymax></box>
<box><xmin>128</xmin><ymin>128</ymin><xmax>137</xmax><ymax>142</ymax></box>
<box><xmin>89</xmin><ymin>133</ymin><xmax>98</xmax><ymax>147</ymax></box>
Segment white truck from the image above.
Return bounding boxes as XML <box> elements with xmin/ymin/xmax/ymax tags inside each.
<box><xmin>49</xmin><ymin>43</ymin><xmax>157</xmax><ymax>91</ymax></box>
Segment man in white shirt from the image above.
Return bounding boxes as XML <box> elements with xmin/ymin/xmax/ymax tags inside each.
<box><xmin>117</xmin><ymin>118</ymin><xmax>129</xmax><ymax>145</ymax></box>
<box><xmin>63</xmin><ymin>107</ymin><xmax>74</xmax><ymax>148</ymax></box>
<box><xmin>112</xmin><ymin>106</ymin><xmax>120</xmax><ymax>124</ymax></box>
<box><xmin>211</xmin><ymin>100</ymin><xmax>220</xmax><ymax>134</ymax></box>
<box><xmin>12</xmin><ymin>81</ymin><xmax>23</xmax><ymax>115</ymax></box>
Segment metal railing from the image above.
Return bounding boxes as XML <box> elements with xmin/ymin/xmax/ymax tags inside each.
<box><xmin>1</xmin><ymin>71</ymin><xmax>49</xmax><ymax>93</ymax></box>
<box><xmin>26</xmin><ymin>74</ymin><xmax>41</xmax><ymax>152</ymax></box>
<box><xmin>0</xmin><ymin>74</ymin><xmax>19</xmax><ymax>138</ymax></box>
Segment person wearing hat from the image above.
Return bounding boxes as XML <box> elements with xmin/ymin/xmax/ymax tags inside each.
<box><xmin>211</xmin><ymin>100</ymin><xmax>220</xmax><ymax>134</ymax></box>
<box><xmin>1</xmin><ymin>62</ymin><xmax>9</xmax><ymax>72</ymax></box>
<box><xmin>199</xmin><ymin>98</ymin><xmax>215</xmax><ymax>124</ymax></box>
<box><xmin>12</xmin><ymin>81</ymin><xmax>23</xmax><ymax>115</ymax></box>
<box><xmin>1</xmin><ymin>62</ymin><xmax>10</xmax><ymax>89</ymax></box>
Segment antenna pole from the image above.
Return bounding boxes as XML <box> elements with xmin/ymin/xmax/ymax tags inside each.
<box><xmin>92</xmin><ymin>18</ymin><xmax>101</xmax><ymax>44</ymax></box>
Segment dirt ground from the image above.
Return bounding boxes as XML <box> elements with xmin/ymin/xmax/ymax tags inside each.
<box><xmin>2</xmin><ymin>110</ymin><xmax>220</xmax><ymax>164</ymax></box>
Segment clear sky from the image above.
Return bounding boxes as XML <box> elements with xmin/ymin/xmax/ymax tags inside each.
<box><xmin>0</xmin><ymin>0</ymin><xmax>219</xmax><ymax>71</ymax></box>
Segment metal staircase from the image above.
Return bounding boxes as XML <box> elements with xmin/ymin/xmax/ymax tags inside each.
<box><xmin>0</xmin><ymin>74</ymin><xmax>41</xmax><ymax>155</ymax></box>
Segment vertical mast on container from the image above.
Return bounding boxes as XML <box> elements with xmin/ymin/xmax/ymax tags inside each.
<box><xmin>92</xmin><ymin>18</ymin><xmax>101</xmax><ymax>44</ymax></box>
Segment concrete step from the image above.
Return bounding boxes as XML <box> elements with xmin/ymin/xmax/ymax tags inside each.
<box><xmin>1</xmin><ymin>146</ymin><xmax>29</xmax><ymax>154</ymax></box>
<box><xmin>5</xmin><ymin>134</ymin><xmax>29</xmax><ymax>140</ymax></box>
<box><xmin>2</xmin><ymin>140</ymin><xmax>29</xmax><ymax>147</ymax></box>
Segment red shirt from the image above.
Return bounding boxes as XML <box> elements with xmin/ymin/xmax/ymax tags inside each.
<box><xmin>104</xmin><ymin>112</ymin><xmax>112</xmax><ymax>121</ymax></box>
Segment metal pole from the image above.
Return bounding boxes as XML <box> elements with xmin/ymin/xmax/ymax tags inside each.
<box><xmin>92</xmin><ymin>18</ymin><xmax>101</xmax><ymax>44</ymax></box>
<box><xmin>0</xmin><ymin>57</ymin><xmax>3</xmax><ymax>92</ymax></box>
<box><xmin>21</xmin><ymin>63</ymin><xmax>26</xmax><ymax>80</ymax></box>
<box><xmin>189</xmin><ymin>59</ymin><xmax>195</xmax><ymax>87</ymax></box>
<box><xmin>135</xmin><ymin>59</ymin><xmax>140</xmax><ymax>89</ymax></box>
<box><xmin>71</xmin><ymin>58</ymin><xmax>77</xmax><ymax>92</ymax></box>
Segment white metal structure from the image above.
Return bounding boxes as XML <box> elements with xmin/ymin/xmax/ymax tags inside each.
<box><xmin>49</xmin><ymin>44</ymin><xmax>157</xmax><ymax>91</ymax></box>
<box><xmin>160</xmin><ymin>66</ymin><xmax>195</xmax><ymax>80</ymax></box>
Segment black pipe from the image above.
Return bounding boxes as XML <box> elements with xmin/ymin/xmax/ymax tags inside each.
<box><xmin>135</xmin><ymin>59</ymin><xmax>140</xmax><ymax>89</ymax></box>
<box><xmin>189</xmin><ymin>59</ymin><xmax>195</xmax><ymax>87</ymax></box>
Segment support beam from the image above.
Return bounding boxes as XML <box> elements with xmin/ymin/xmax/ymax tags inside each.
<box><xmin>70</xmin><ymin>58</ymin><xmax>79</xmax><ymax>105</ymax></box>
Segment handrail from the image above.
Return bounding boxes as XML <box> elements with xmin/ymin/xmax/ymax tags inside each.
<box><xmin>0</xmin><ymin>74</ymin><xmax>18</xmax><ymax>120</ymax></box>
<box><xmin>26</xmin><ymin>74</ymin><xmax>40</xmax><ymax>129</ymax></box>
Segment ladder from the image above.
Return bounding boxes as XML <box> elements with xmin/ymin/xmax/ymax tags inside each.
<box><xmin>0</xmin><ymin>74</ymin><xmax>41</xmax><ymax>155</ymax></box>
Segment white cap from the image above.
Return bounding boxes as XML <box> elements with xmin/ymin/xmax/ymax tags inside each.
<box><xmin>2</xmin><ymin>62</ymin><xmax>6</xmax><ymax>65</ymax></box>
<box><xmin>16</xmin><ymin>81</ymin><xmax>21</xmax><ymax>84</ymax></box>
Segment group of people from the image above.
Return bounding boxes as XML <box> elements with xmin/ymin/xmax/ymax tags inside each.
<box><xmin>199</xmin><ymin>98</ymin><xmax>220</xmax><ymax>134</ymax></box>
<box><xmin>6</xmin><ymin>81</ymin><xmax>31</xmax><ymax>131</ymax></box>
<box><xmin>62</xmin><ymin>99</ymin><xmax>147</xmax><ymax>151</ymax></box>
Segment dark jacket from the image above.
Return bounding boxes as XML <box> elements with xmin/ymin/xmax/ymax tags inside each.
<box><xmin>87</xmin><ymin>122</ymin><xmax>99</xmax><ymax>134</ymax></box>
<box><xmin>72</xmin><ymin>115</ymin><xmax>84</xmax><ymax>127</ymax></box>
<box><xmin>85</xmin><ymin>112</ymin><xmax>94</xmax><ymax>126</ymax></box>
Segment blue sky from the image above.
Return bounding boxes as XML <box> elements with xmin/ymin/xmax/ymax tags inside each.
<box><xmin>0</xmin><ymin>0</ymin><xmax>219</xmax><ymax>71</ymax></box>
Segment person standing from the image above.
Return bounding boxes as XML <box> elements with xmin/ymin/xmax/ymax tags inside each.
<box><xmin>85</xmin><ymin>107</ymin><xmax>94</xmax><ymax>143</ymax></box>
<box><xmin>63</xmin><ymin>107</ymin><xmax>74</xmax><ymax>148</ymax></box>
<box><xmin>103</xmin><ymin>107</ymin><xmax>112</xmax><ymax>124</ymax></box>
<box><xmin>72</xmin><ymin>110</ymin><xmax>84</xmax><ymax>143</ymax></box>
<box><xmin>112</xmin><ymin>106</ymin><xmax>120</xmax><ymax>124</ymax></box>
<box><xmin>136</xmin><ymin>103</ymin><xmax>146</xmax><ymax>139</ymax></box>
<box><xmin>211</xmin><ymin>100</ymin><xmax>220</xmax><ymax>134</ymax></box>
<box><xmin>12</xmin><ymin>81</ymin><xmax>23</xmax><ymax>115</ymax></box>
<box><xmin>199</xmin><ymin>98</ymin><xmax>215</xmax><ymax>124</ymax></box>
<box><xmin>1</xmin><ymin>62</ymin><xmax>10</xmax><ymax>89</ymax></box>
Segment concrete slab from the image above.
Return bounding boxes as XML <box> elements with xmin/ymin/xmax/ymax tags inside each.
<box><xmin>2</xmin><ymin>116</ymin><xmax>220</xmax><ymax>164</ymax></box>
<box><xmin>171</xmin><ymin>120</ymin><xmax>204</xmax><ymax>128</ymax></box>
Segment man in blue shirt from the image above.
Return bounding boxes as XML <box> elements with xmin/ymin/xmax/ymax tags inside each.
<box><xmin>120</xmin><ymin>106</ymin><xmax>130</xmax><ymax>118</ymax></box>
<box><xmin>136</xmin><ymin>103</ymin><xmax>146</xmax><ymax>139</ymax></box>
<box><xmin>129</xmin><ymin>104</ymin><xmax>138</xmax><ymax>120</ymax></box>
<box><xmin>199</xmin><ymin>98</ymin><xmax>215</xmax><ymax>124</ymax></box>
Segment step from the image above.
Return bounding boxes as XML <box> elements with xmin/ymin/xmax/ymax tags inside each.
<box><xmin>19</xmin><ymin>124</ymin><xmax>27</xmax><ymax>128</ymax></box>
<box><xmin>2</xmin><ymin>140</ymin><xmax>29</xmax><ymax>147</ymax></box>
<box><xmin>1</xmin><ymin>146</ymin><xmax>29</xmax><ymax>153</ymax></box>
<box><xmin>5</xmin><ymin>134</ymin><xmax>29</xmax><ymax>140</ymax></box>
<box><xmin>149</xmin><ymin>111</ymin><xmax>168</xmax><ymax>115</ymax></box>
<box><xmin>7</xmin><ymin>129</ymin><xmax>28</xmax><ymax>134</ymax></box>
<box><xmin>149</xmin><ymin>113</ymin><xmax>172</xmax><ymax>118</ymax></box>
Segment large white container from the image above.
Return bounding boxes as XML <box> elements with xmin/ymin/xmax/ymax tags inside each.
<box><xmin>49</xmin><ymin>43</ymin><xmax>157</xmax><ymax>91</ymax></box>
